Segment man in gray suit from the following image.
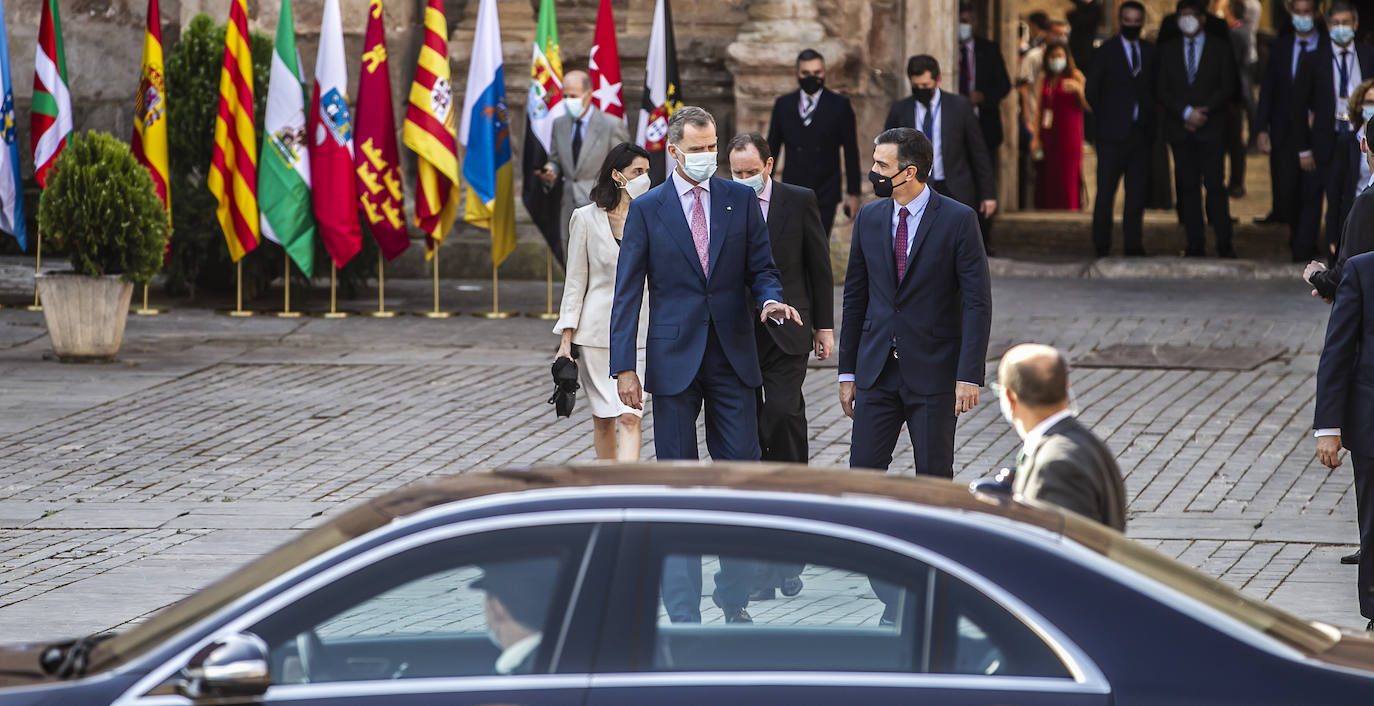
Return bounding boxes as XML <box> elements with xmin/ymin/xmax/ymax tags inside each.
<box><xmin>539</xmin><ymin>70</ymin><xmax>630</xmax><ymax>255</ymax></box>
<box><xmin>998</xmin><ymin>344</ymin><xmax>1127</xmax><ymax>531</ymax></box>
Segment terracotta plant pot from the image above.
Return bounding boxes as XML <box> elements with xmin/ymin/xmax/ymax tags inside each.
<box><xmin>35</xmin><ymin>273</ymin><xmax>135</xmax><ymax>362</ymax></box>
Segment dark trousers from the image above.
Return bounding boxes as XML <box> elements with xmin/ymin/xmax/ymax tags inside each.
<box><xmin>753</xmin><ymin>329</ymin><xmax>809</xmax><ymax>588</ymax></box>
<box><xmin>1227</xmin><ymin>103</ymin><xmax>1247</xmax><ymax>192</ymax></box>
<box><xmin>1270</xmin><ymin>143</ymin><xmax>1298</xmax><ymax>223</ymax></box>
<box><xmin>1170</xmin><ymin>135</ymin><xmax>1234</xmax><ymax>255</ymax></box>
<box><xmin>1092</xmin><ymin>126</ymin><xmax>1150</xmax><ymax>255</ymax></box>
<box><xmin>654</xmin><ymin>325</ymin><xmax>759</xmax><ymax>621</ymax></box>
<box><xmin>1355</xmin><ymin>453</ymin><xmax>1374</xmax><ymax>618</ymax></box>
<box><xmin>1292</xmin><ymin>159</ymin><xmax>1324</xmax><ymax>261</ymax></box>
<box><xmin>849</xmin><ymin>353</ymin><xmax>957</xmax><ymax>477</ymax></box>
<box><xmin>1325</xmin><ymin>132</ymin><xmax>1362</xmax><ymax>261</ymax></box>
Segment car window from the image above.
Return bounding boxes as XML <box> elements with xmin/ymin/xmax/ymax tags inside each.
<box><xmin>246</xmin><ymin>524</ymin><xmax>593</xmax><ymax>684</ymax></box>
<box><xmin>644</xmin><ymin>524</ymin><xmax>1069</xmax><ymax>678</ymax></box>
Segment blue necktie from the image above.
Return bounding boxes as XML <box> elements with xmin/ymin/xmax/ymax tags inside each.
<box><xmin>921</xmin><ymin>104</ymin><xmax>934</xmax><ymax>139</ymax></box>
<box><xmin>1186</xmin><ymin>39</ymin><xmax>1197</xmax><ymax>84</ymax></box>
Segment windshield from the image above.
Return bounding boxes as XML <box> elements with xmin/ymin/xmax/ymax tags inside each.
<box><xmin>85</xmin><ymin>501</ymin><xmax>390</xmax><ymax>674</ymax></box>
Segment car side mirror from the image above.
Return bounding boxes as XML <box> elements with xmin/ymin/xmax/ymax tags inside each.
<box><xmin>176</xmin><ymin>632</ymin><xmax>271</xmax><ymax>700</ymax></box>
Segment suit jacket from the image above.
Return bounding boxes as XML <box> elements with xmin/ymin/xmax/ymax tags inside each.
<box><xmin>838</xmin><ymin>190</ymin><xmax>992</xmax><ymax>394</ymax></box>
<box><xmin>1258</xmin><ymin>32</ymin><xmax>1330</xmax><ymax>146</ymax></box>
<box><xmin>1013</xmin><ymin>416</ymin><xmax>1128</xmax><ymax>531</ymax></box>
<box><xmin>882</xmin><ymin>92</ymin><xmax>996</xmax><ymax>207</ymax></box>
<box><xmin>554</xmin><ymin>203</ymin><xmax>648</xmax><ymax>348</ymax></box>
<box><xmin>1157</xmin><ymin>34</ymin><xmax>1238</xmax><ymax>143</ymax></box>
<box><xmin>611</xmin><ymin>176</ymin><xmax>785</xmax><ymax>396</ymax></box>
<box><xmin>1313</xmin><ymin>183</ymin><xmax>1374</xmax><ymax>300</ymax></box>
<box><xmin>1291</xmin><ymin>42</ymin><xmax>1374</xmax><ymax>163</ymax></box>
<box><xmin>959</xmin><ymin>37</ymin><xmax>1013</xmax><ymax>151</ymax></box>
<box><xmin>766</xmin><ymin>89</ymin><xmax>861</xmax><ymax>205</ymax></box>
<box><xmin>1315</xmin><ymin>251</ymin><xmax>1374</xmax><ymax>456</ymax></box>
<box><xmin>759</xmin><ymin>181</ymin><xmax>834</xmax><ymax>356</ymax></box>
<box><xmin>1086</xmin><ymin>35</ymin><xmax>1158</xmax><ymax>141</ymax></box>
<box><xmin>548</xmin><ymin>108</ymin><xmax>630</xmax><ymax>243</ymax></box>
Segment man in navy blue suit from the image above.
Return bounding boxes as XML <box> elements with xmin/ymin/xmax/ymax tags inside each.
<box><xmin>1315</xmin><ymin>250</ymin><xmax>1374</xmax><ymax>631</ymax></box>
<box><xmin>610</xmin><ymin>106</ymin><xmax>802</xmax><ymax>624</ymax></box>
<box><xmin>838</xmin><ymin>127</ymin><xmax>991</xmax><ymax>478</ymax></box>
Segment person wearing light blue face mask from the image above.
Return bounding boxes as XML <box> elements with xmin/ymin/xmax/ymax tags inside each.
<box><xmin>1307</xmin><ymin>88</ymin><xmax>1374</xmax><ymax>309</ymax></box>
<box><xmin>1291</xmin><ymin>2</ymin><xmax>1374</xmax><ymax>265</ymax></box>
<box><xmin>1255</xmin><ymin>0</ymin><xmax>1320</xmax><ymax>234</ymax></box>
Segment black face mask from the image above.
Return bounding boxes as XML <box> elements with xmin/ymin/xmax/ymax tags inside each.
<box><xmin>869</xmin><ymin>167</ymin><xmax>913</xmax><ymax>198</ymax></box>
<box><xmin>911</xmin><ymin>86</ymin><xmax>935</xmax><ymax>105</ymax></box>
<box><xmin>1120</xmin><ymin>24</ymin><xmax>1142</xmax><ymax>40</ymax></box>
<box><xmin>799</xmin><ymin>75</ymin><xmax>824</xmax><ymax>94</ymax></box>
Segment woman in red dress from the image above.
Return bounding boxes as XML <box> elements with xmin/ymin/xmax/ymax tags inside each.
<box><xmin>1033</xmin><ymin>43</ymin><xmax>1090</xmax><ymax>210</ymax></box>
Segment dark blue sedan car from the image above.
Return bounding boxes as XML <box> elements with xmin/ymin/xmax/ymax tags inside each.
<box><xmin>0</xmin><ymin>463</ymin><xmax>1371</xmax><ymax>704</ymax></box>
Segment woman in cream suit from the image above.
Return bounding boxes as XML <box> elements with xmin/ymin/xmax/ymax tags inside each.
<box><xmin>554</xmin><ymin>143</ymin><xmax>651</xmax><ymax>460</ymax></box>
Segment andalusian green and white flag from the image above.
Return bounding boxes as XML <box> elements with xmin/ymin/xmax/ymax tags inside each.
<box><xmin>258</xmin><ymin>0</ymin><xmax>316</xmax><ymax>277</ymax></box>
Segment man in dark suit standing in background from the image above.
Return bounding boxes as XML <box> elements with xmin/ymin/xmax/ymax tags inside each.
<box><xmin>1087</xmin><ymin>1</ymin><xmax>1156</xmax><ymax>257</ymax></box>
<box><xmin>838</xmin><ymin>127</ymin><xmax>991</xmax><ymax>478</ymax></box>
<box><xmin>1309</xmin><ymin>115</ymin><xmax>1374</xmax><ymax>301</ymax></box>
<box><xmin>998</xmin><ymin>344</ymin><xmax>1128</xmax><ymax>531</ymax></box>
<box><xmin>1157</xmin><ymin>0</ymin><xmax>1239</xmax><ymax>258</ymax></box>
<box><xmin>1314</xmin><ymin>251</ymin><xmax>1374</xmax><ymax>631</ymax></box>
<box><xmin>956</xmin><ymin>2</ymin><xmax>1011</xmax><ymax>249</ymax></box>
<box><xmin>728</xmin><ymin>132</ymin><xmax>833</xmax><ymax>601</ymax></box>
<box><xmin>1256</xmin><ymin>0</ymin><xmax>1326</xmax><ymax>237</ymax></box>
<box><xmin>1293</xmin><ymin>2</ymin><xmax>1373</xmax><ymax>262</ymax></box>
<box><xmin>767</xmin><ymin>49</ymin><xmax>862</xmax><ymax>235</ymax></box>
<box><xmin>884</xmin><ymin>55</ymin><xmax>998</xmax><ymax>237</ymax></box>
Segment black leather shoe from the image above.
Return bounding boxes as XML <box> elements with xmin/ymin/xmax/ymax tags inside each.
<box><xmin>1254</xmin><ymin>212</ymin><xmax>1284</xmax><ymax>225</ymax></box>
<box><xmin>712</xmin><ymin>591</ymin><xmax>752</xmax><ymax>624</ymax></box>
<box><xmin>1342</xmin><ymin>549</ymin><xmax>1362</xmax><ymax>565</ymax></box>
<box><xmin>748</xmin><ymin>587</ymin><xmax>776</xmax><ymax>602</ymax></box>
<box><xmin>780</xmin><ymin>575</ymin><xmax>803</xmax><ymax>597</ymax></box>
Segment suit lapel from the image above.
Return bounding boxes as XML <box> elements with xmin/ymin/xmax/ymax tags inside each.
<box><xmin>873</xmin><ymin>199</ymin><xmax>896</xmax><ymax>287</ymax></box>
<box><xmin>656</xmin><ymin>181</ymin><xmax>707</xmax><ymax>282</ymax></box>
<box><xmin>766</xmin><ymin>181</ymin><xmax>791</xmax><ymax>242</ymax></box>
<box><xmin>899</xmin><ymin>191</ymin><xmax>941</xmax><ymax>288</ymax></box>
<box><xmin>707</xmin><ymin>178</ymin><xmax>733</xmax><ymax>281</ymax></box>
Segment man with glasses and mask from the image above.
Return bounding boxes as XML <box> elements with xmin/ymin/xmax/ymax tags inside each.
<box><xmin>996</xmin><ymin>344</ymin><xmax>1127</xmax><ymax>531</ymax></box>
<box><xmin>838</xmin><ymin>127</ymin><xmax>991</xmax><ymax>478</ymax></box>
<box><xmin>612</xmin><ymin>106</ymin><xmax>801</xmax><ymax>625</ymax></box>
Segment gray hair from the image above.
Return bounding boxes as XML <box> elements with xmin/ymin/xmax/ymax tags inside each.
<box><xmin>667</xmin><ymin>106</ymin><xmax>715</xmax><ymax>145</ymax></box>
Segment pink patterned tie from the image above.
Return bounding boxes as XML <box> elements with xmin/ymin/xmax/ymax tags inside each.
<box><xmin>690</xmin><ymin>186</ymin><xmax>710</xmax><ymax>275</ymax></box>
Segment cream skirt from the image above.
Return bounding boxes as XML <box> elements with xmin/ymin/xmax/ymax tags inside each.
<box><xmin>577</xmin><ymin>345</ymin><xmax>648</xmax><ymax>418</ymax></box>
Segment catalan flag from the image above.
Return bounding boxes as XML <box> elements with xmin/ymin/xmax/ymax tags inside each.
<box><xmin>207</xmin><ymin>0</ymin><xmax>259</xmax><ymax>262</ymax></box>
<box><xmin>459</xmin><ymin>0</ymin><xmax>516</xmax><ymax>267</ymax></box>
<box><xmin>31</xmin><ymin>0</ymin><xmax>71</xmax><ymax>188</ymax></box>
<box><xmin>403</xmin><ymin>0</ymin><xmax>460</xmax><ymax>257</ymax></box>
<box><xmin>132</xmin><ymin>0</ymin><xmax>169</xmax><ymax>211</ymax></box>
<box><xmin>354</xmin><ymin>0</ymin><xmax>409</xmax><ymax>261</ymax></box>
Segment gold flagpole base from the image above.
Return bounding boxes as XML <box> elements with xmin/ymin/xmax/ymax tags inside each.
<box><xmin>474</xmin><ymin>310</ymin><xmax>515</xmax><ymax>319</ymax></box>
<box><xmin>24</xmin><ymin>304</ymin><xmax>43</xmax><ymax>312</ymax></box>
<box><xmin>362</xmin><ymin>310</ymin><xmax>399</xmax><ymax>318</ymax></box>
<box><xmin>525</xmin><ymin>311</ymin><xmax>559</xmax><ymax>320</ymax></box>
<box><xmin>319</xmin><ymin>311</ymin><xmax>350</xmax><ymax>319</ymax></box>
<box><xmin>276</xmin><ymin>311</ymin><xmax>304</xmax><ymax>319</ymax></box>
<box><xmin>415</xmin><ymin>310</ymin><xmax>454</xmax><ymax>319</ymax></box>
<box><xmin>222</xmin><ymin>309</ymin><xmax>256</xmax><ymax>317</ymax></box>
<box><xmin>132</xmin><ymin>308</ymin><xmax>164</xmax><ymax>315</ymax></box>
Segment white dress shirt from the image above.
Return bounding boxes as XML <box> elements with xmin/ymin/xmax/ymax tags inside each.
<box><xmin>1333</xmin><ymin>45</ymin><xmax>1362</xmax><ymax>124</ymax></box>
<box><xmin>671</xmin><ymin>168</ymin><xmax>711</xmax><ymax>231</ymax></box>
<box><xmin>961</xmin><ymin>39</ymin><xmax>978</xmax><ymax>117</ymax></box>
<box><xmin>914</xmin><ymin>91</ymin><xmax>945</xmax><ymax>181</ymax></box>
<box><xmin>1181</xmin><ymin>33</ymin><xmax>1207</xmax><ymax>122</ymax></box>
<box><xmin>495</xmin><ymin>634</ymin><xmax>542</xmax><ymax>675</ymax></box>
<box><xmin>1022</xmin><ymin>408</ymin><xmax>1075</xmax><ymax>463</ymax></box>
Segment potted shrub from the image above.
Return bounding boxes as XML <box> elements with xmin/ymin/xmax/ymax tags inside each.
<box><xmin>36</xmin><ymin>130</ymin><xmax>168</xmax><ymax>361</ymax></box>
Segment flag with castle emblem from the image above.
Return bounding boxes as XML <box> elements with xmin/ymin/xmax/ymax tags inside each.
<box><xmin>354</xmin><ymin>0</ymin><xmax>408</xmax><ymax>261</ymax></box>
<box><xmin>636</xmin><ymin>0</ymin><xmax>683</xmax><ymax>183</ymax></box>
<box><xmin>208</xmin><ymin>0</ymin><xmax>259</xmax><ymax>261</ymax></box>
<box><xmin>31</xmin><ymin>0</ymin><xmax>71</xmax><ymax>188</ymax></box>
<box><xmin>0</xmin><ymin>0</ymin><xmax>24</xmax><ymax>250</ymax></box>
<box><xmin>460</xmin><ymin>0</ymin><xmax>515</xmax><ymax>266</ymax></box>
<box><xmin>308</xmin><ymin>0</ymin><xmax>362</xmax><ymax>268</ymax></box>
<box><xmin>132</xmin><ymin>0</ymin><xmax>169</xmax><ymax>214</ymax></box>
<box><xmin>403</xmin><ymin>0</ymin><xmax>460</xmax><ymax>256</ymax></box>
<box><xmin>259</xmin><ymin>0</ymin><xmax>316</xmax><ymax>277</ymax></box>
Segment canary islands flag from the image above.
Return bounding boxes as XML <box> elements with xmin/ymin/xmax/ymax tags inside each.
<box><xmin>459</xmin><ymin>0</ymin><xmax>515</xmax><ymax>267</ymax></box>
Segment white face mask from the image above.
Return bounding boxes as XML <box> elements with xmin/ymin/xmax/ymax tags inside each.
<box><xmin>673</xmin><ymin>145</ymin><xmax>718</xmax><ymax>182</ymax></box>
<box><xmin>1048</xmin><ymin>57</ymin><xmax>1067</xmax><ymax>73</ymax></box>
<box><xmin>999</xmin><ymin>388</ymin><xmax>1016</xmax><ymax>430</ymax></box>
<box><xmin>618</xmin><ymin>172</ymin><xmax>651</xmax><ymax>199</ymax></box>
<box><xmin>1177</xmin><ymin>14</ymin><xmax>1200</xmax><ymax>36</ymax></box>
<box><xmin>734</xmin><ymin>173</ymin><xmax>766</xmax><ymax>195</ymax></box>
<box><xmin>958</xmin><ymin>22</ymin><xmax>973</xmax><ymax>42</ymax></box>
<box><xmin>564</xmin><ymin>95</ymin><xmax>585</xmax><ymax>118</ymax></box>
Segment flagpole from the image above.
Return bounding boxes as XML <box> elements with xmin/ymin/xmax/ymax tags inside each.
<box><xmin>322</xmin><ymin>265</ymin><xmax>348</xmax><ymax>318</ymax></box>
<box><xmin>526</xmin><ymin>249</ymin><xmax>559</xmax><ymax>319</ymax></box>
<box><xmin>25</xmin><ymin>233</ymin><xmax>41</xmax><ymax>311</ymax></box>
<box><xmin>277</xmin><ymin>255</ymin><xmax>301</xmax><ymax>318</ymax></box>
<box><xmin>363</xmin><ymin>251</ymin><xmax>397</xmax><ymax>317</ymax></box>
<box><xmin>228</xmin><ymin>259</ymin><xmax>254</xmax><ymax>316</ymax></box>
<box><xmin>475</xmin><ymin>261</ymin><xmax>514</xmax><ymax>319</ymax></box>
<box><xmin>417</xmin><ymin>245</ymin><xmax>453</xmax><ymax>318</ymax></box>
<box><xmin>133</xmin><ymin>283</ymin><xmax>163</xmax><ymax>315</ymax></box>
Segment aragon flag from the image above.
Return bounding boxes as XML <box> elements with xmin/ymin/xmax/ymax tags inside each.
<box><xmin>132</xmin><ymin>0</ymin><xmax>169</xmax><ymax>213</ymax></box>
<box><xmin>521</xmin><ymin>0</ymin><xmax>564</xmax><ymax>265</ymax></box>
<box><xmin>207</xmin><ymin>0</ymin><xmax>259</xmax><ymax>262</ymax></box>
<box><xmin>31</xmin><ymin>0</ymin><xmax>71</xmax><ymax>188</ymax></box>
<box><xmin>403</xmin><ymin>0</ymin><xmax>461</xmax><ymax>257</ymax></box>
<box><xmin>0</xmin><ymin>0</ymin><xmax>26</xmax><ymax>251</ymax></box>
<box><xmin>353</xmin><ymin>0</ymin><xmax>408</xmax><ymax>261</ymax></box>
<box><xmin>589</xmin><ymin>0</ymin><xmax>625</xmax><ymax>122</ymax></box>
<box><xmin>460</xmin><ymin>0</ymin><xmax>516</xmax><ymax>267</ymax></box>
<box><xmin>259</xmin><ymin>0</ymin><xmax>316</xmax><ymax>277</ymax></box>
<box><xmin>308</xmin><ymin>0</ymin><xmax>362</xmax><ymax>268</ymax></box>
<box><xmin>636</xmin><ymin>0</ymin><xmax>683</xmax><ymax>184</ymax></box>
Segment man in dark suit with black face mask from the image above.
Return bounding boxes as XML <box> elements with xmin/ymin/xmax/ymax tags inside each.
<box><xmin>767</xmin><ymin>48</ymin><xmax>862</xmax><ymax>235</ymax></box>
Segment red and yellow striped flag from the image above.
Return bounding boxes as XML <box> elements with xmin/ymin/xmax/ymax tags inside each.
<box><xmin>403</xmin><ymin>0</ymin><xmax>460</xmax><ymax>257</ymax></box>
<box><xmin>132</xmin><ymin>0</ymin><xmax>169</xmax><ymax>211</ymax></box>
<box><xmin>207</xmin><ymin>0</ymin><xmax>258</xmax><ymax>262</ymax></box>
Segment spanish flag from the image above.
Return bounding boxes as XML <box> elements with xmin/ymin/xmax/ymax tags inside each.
<box><xmin>403</xmin><ymin>0</ymin><xmax>460</xmax><ymax>257</ymax></box>
<box><xmin>458</xmin><ymin>0</ymin><xmax>516</xmax><ymax>267</ymax></box>
<box><xmin>132</xmin><ymin>0</ymin><xmax>169</xmax><ymax>211</ymax></box>
<box><xmin>207</xmin><ymin>0</ymin><xmax>259</xmax><ymax>262</ymax></box>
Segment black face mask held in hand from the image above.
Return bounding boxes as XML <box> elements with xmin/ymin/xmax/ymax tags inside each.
<box><xmin>799</xmin><ymin>75</ymin><xmax>824</xmax><ymax>94</ymax></box>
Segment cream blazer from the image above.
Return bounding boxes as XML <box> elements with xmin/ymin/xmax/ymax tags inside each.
<box><xmin>554</xmin><ymin>203</ymin><xmax>648</xmax><ymax>348</ymax></box>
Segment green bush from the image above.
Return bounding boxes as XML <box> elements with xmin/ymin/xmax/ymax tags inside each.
<box><xmin>37</xmin><ymin>131</ymin><xmax>169</xmax><ymax>285</ymax></box>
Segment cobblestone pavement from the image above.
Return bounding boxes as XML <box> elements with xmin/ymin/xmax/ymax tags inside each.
<box><xmin>0</xmin><ymin>273</ymin><xmax>1362</xmax><ymax>644</ymax></box>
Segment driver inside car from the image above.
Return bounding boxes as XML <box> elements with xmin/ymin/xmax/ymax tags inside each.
<box><xmin>472</xmin><ymin>558</ymin><xmax>559</xmax><ymax>675</ymax></box>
